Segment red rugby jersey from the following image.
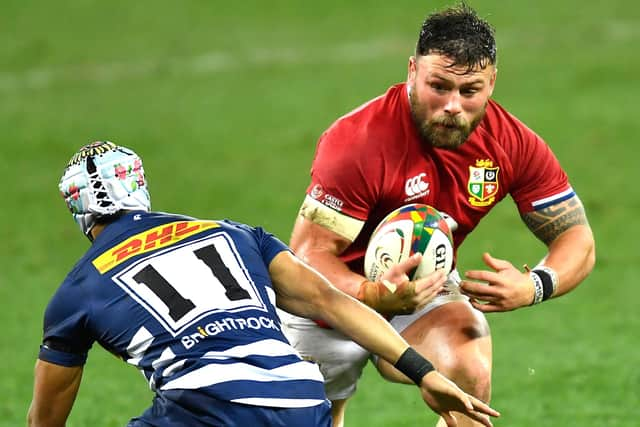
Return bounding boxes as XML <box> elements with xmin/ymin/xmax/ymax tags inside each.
<box><xmin>306</xmin><ymin>83</ymin><xmax>574</xmax><ymax>274</ymax></box>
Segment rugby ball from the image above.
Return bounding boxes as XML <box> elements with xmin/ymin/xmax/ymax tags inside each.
<box><xmin>364</xmin><ymin>204</ymin><xmax>454</xmax><ymax>282</ymax></box>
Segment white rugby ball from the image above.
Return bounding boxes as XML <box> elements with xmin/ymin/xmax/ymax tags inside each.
<box><xmin>364</xmin><ymin>204</ymin><xmax>454</xmax><ymax>282</ymax></box>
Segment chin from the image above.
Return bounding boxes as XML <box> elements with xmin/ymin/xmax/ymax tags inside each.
<box><xmin>424</xmin><ymin>129</ymin><xmax>467</xmax><ymax>150</ymax></box>
<box><xmin>432</xmin><ymin>140</ymin><xmax>465</xmax><ymax>150</ymax></box>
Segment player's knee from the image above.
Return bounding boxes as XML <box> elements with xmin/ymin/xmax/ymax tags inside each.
<box><xmin>438</xmin><ymin>354</ymin><xmax>492</xmax><ymax>401</ymax></box>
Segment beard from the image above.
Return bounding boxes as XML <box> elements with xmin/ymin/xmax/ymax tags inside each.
<box><xmin>409</xmin><ymin>85</ymin><xmax>486</xmax><ymax>150</ymax></box>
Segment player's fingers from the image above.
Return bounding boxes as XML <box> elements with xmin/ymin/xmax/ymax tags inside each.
<box><xmin>442</xmin><ymin>389</ymin><xmax>493</xmax><ymax>427</ymax></box>
<box><xmin>462</xmin><ymin>292</ymin><xmax>500</xmax><ymax>305</ymax></box>
<box><xmin>464</xmin><ymin>269</ymin><xmax>501</xmax><ymax>283</ymax></box>
<box><xmin>469</xmin><ymin>396</ymin><xmax>500</xmax><ymax>418</ymax></box>
<box><xmin>462</xmin><ymin>397</ymin><xmax>498</xmax><ymax>427</ymax></box>
<box><xmin>460</xmin><ymin>280</ymin><xmax>501</xmax><ymax>298</ymax></box>
<box><xmin>414</xmin><ymin>270</ymin><xmax>446</xmax><ymax>293</ymax></box>
<box><xmin>415</xmin><ymin>288</ymin><xmax>441</xmax><ymax>310</ymax></box>
<box><xmin>441</xmin><ymin>412</ymin><xmax>458</xmax><ymax>427</ymax></box>
<box><xmin>464</xmin><ymin>411</ymin><xmax>494</xmax><ymax>427</ymax></box>
<box><xmin>394</xmin><ymin>279</ymin><xmax>415</xmax><ymax>297</ymax></box>
<box><xmin>456</xmin><ymin>392</ymin><xmax>475</xmax><ymax>412</ymax></box>
<box><xmin>415</xmin><ymin>286</ymin><xmax>442</xmax><ymax>306</ymax></box>
<box><xmin>469</xmin><ymin>299</ymin><xmax>508</xmax><ymax>313</ymax></box>
<box><xmin>381</xmin><ymin>255</ymin><xmax>420</xmax><ymax>284</ymax></box>
<box><xmin>454</xmin><ymin>394</ymin><xmax>495</xmax><ymax>426</ymax></box>
<box><xmin>462</xmin><ymin>292</ymin><xmax>501</xmax><ymax>306</ymax></box>
<box><xmin>482</xmin><ymin>252</ymin><xmax>512</xmax><ymax>271</ymax></box>
<box><xmin>395</xmin><ymin>253</ymin><xmax>422</xmax><ymax>272</ymax></box>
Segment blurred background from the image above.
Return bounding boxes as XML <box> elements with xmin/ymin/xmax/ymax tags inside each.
<box><xmin>1</xmin><ymin>0</ymin><xmax>639</xmax><ymax>425</ymax></box>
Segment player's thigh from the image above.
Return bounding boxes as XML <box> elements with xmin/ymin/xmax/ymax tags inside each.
<box><xmin>280</xmin><ymin>312</ymin><xmax>370</xmax><ymax>401</ymax></box>
<box><xmin>402</xmin><ymin>300</ymin><xmax>491</xmax><ymax>366</ymax></box>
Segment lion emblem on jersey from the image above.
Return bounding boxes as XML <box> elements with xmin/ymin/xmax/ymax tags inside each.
<box><xmin>468</xmin><ymin>159</ymin><xmax>499</xmax><ymax>207</ymax></box>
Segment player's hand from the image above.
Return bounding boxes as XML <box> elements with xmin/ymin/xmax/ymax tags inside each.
<box><xmin>419</xmin><ymin>371</ymin><xmax>500</xmax><ymax>427</ymax></box>
<box><xmin>376</xmin><ymin>254</ymin><xmax>446</xmax><ymax>315</ymax></box>
<box><xmin>460</xmin><ymin>252</ymin><xmax>535</xmax><ymax>312</ymax></box>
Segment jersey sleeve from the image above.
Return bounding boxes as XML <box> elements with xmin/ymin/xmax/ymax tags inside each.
<box><xmin>38</xmin><ymin>274</ymin><xmax>94</xmax><ymax>367</ymax></box>
<box><xmin>503</xmin><ymin>113</ymin><xmax>574</xmax><ymax>214</ymax></box>
<box><xmin>254</xmin><ymin>227</ymin><xmax>291</xmax><ymax>265</ymax></box>
<box><xmin>302</xmin><ymin>123</ymin><xmax>382</xmax><ymax>241</ymax></box>
<box><xmin>308</xmin><ymin>124</ymin><xmax>382</xmax><ymax>220</ymax></box>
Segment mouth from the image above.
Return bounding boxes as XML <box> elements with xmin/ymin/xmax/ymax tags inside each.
<box><xmin>434</xmin><ymin>123</ymin><xmax>459</xmax><ymax>130</ymax></box>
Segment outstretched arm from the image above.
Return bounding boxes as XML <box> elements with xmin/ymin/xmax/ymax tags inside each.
<box><xmin>461</xmin><ymin>195</ymin><xmax>595</xmax><ymax>312</ymax></box>
<box><xmin>270</xmin><ymin>251</ymin><xmax>499</xmax><ymax>426</ymax></box>
<box><xmin>28</xmin><ymin>360</ymin><xmax>83</xmax><ymax>427</ymax></box>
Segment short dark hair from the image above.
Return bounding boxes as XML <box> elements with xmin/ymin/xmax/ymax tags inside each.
<box><xmin>416</xmin><ymin>2</ymin><xmax>496</xmax><ymax>72</ymax></box>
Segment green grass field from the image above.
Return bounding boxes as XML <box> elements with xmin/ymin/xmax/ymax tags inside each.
<box><xmin>2</xmin><ymin>0</ymin><xmax>639</xmax><ymax>425</ymax></box>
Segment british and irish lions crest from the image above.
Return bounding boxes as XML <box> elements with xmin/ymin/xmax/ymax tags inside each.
<box><xmin>468</xmin><ymin>159</ymin><xmax>499</xmax><ymax>207</ymax></box>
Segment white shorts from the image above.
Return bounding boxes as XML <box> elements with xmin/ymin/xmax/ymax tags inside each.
<box><xmin>279</xmin><ymin>270</ymin><xmax>468</xmax><ymax>400</ymax></box>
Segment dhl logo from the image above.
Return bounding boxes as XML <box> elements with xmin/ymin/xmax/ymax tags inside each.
<box><xmin>92</xmin><ymin>221</ymin><xmax>219</xmax><ymax>274</ymax></box>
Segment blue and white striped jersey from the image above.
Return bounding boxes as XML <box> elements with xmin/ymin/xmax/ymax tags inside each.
<box><xmin>39</xmin><ymin>211</ymin><xmax>326</xmax><ymax>409</ymax></box>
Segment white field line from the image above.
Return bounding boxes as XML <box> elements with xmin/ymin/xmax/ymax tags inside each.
<box><xmin>0</xmin><ymin>39</ymin><xmax>409</xmax><ymax>92</ymax></box>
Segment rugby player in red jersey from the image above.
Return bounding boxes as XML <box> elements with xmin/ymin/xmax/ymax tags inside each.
<box><xmin>282</xmin><ymin>3</ymin><xmax>595</xmax><ymax>426</ymax></box>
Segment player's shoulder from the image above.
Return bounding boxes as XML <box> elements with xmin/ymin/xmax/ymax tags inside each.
<box><xmin>214</xmin><ymin>219</ymin><xmax>270</xmax><ymax>243</ymax></box>
<box><xmin>134</xmin><ymin>212</ymin><xmax>262</xmax><ymax>243</ymax></box>
<box><xmin>337</xmin><ymin>84</ymin><xmax>403</xmax><ymax>122</ymax></box>
<box><xmin>322</xmin><ymin>83</ymin><xmax>406</xmax><ymax>146</ymax></box>
<box><xmin>479</xmin><ymin>99</ymin><xmax>542</xmax><ymax>144</ymax></box>
<box><xmin>55</xmin><ymin>252</ymin><xmax>98</xmax><ymax>302</ymax></box>
<box><xmin>215</xmin><ymin>219</ymin><xmax>287</xmax><ymax>260</ymax></box>
<box><xmin>215</xmin><ymin>218</ymin><xmax>255</xmax><ymax>234</ymax></box>
<box><xmin>481</xmin><ymin>99</ymin><xmax>526</xmax><ymax>131</ymax></box>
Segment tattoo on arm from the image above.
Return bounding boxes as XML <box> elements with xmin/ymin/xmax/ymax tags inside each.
<box><xmin>522</xmin><ymin>196</ymin><xmax>588</xmax><ymax>245</ymax></box>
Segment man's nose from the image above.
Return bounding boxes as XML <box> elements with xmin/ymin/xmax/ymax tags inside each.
<box><xmin>443</xmin><ymin>91</ymin><xmax>462</xmax><ymax>115</ymax></box>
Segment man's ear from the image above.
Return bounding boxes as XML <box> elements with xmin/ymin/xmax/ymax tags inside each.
<box><xmin>407</xmin><ymin>56</ymin><xmax>417</xmax><ymax>84</ymax></box>
<box><xmin>487</xmin><ymin>67</ymin><xmax>497</xmax><ymax>97</ymax></box>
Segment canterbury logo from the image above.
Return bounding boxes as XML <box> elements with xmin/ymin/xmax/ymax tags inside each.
<box><xmin>405</xmin><ymin>173</ymin><xmax>429</xmax><ymax>197</ymax></box>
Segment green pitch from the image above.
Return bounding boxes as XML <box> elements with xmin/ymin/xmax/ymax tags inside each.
<box><xmin>2</xmin><ymin>0</ymin><xmax>638</xmax><ymax>425</ymax></box>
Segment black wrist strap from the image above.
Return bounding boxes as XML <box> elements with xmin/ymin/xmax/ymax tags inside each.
<box><xmin>394</xmin><ymin>347</ymin><xmax>435</xmax><ymax>385</ymax></box>
<box><xmin>530</xmin><ymin>269</ymin><xmax>555</xmax><ymax>302</ymax></box>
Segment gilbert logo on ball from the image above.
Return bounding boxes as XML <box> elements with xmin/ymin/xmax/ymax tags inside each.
<box><xmin>364</xmin><ymin>204</ymin><xmax>454</xmax><ymax>282</ymax></box>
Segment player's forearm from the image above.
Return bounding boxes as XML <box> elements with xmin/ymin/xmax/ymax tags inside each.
<box><xmin>272</xmin><ymin>251</ymin><xmax>408</xmax><ymax>362</ymax></box>
<box><xmin>27</xmin><ymin>409</ymin><xmax>67</xmax><ymax>427</ymax></box>
<box><xmin>270</xmin><ymin>251</ymin><xmax>364</xmax><ymax>319</ymax></box>
<box><xmin>28</xmin><ymin>361</ymin><xmax>82</xmax><ymax>427</ymax></box>
<box><xmin>28</xmin><ymin>395</ymin><xmax>72</xmax><ymax>427</ymax></box>
<box><xmin>296</xmin><ymin>247</ymin><xmax>367</xmax><ymax>297</ymax></box>
<box><xmin>538</xmin><ymin>224</ymin><xmax>595</xmax><ymax>297</ymax></box>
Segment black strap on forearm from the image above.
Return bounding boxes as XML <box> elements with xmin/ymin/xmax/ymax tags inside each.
<box><xmin>394</xmin><ymin>347</ymin><xmax>435</xmax><ymax>385</ymax></box>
